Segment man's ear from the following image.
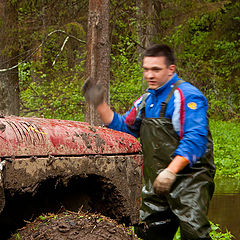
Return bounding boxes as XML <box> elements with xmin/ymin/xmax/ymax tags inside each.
<box><xmin>168</xmin><ymin>64</ymin><xmax>176</xmax><ymax>76</ymax></box>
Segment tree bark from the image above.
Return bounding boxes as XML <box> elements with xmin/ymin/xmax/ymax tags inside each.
<box><xmin>136</xmin><ymin>0</ymin><xmax>162</xmax><ymax>50</ymax></box>
<box><xmin>85</xmin><ymin>0</ymin><xmax>110</xmax><ymax>125</ymax></box>
<box><xmin>136</xmin><ymin>0</ymin><xmax>162</xmax><ymax>90</ymax></box>
<box><xmin>0</xmin><ymin>0</ymin><xmax>19</xmax><ymax>116</ymax></box>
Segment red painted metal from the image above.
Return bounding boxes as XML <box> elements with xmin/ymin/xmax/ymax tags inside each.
<box><xmin>0</xmin><ymin>116</ymin><xmax>141</xmax><ymax>158</ymax></box>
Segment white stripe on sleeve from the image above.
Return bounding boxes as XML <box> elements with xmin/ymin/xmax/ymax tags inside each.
<box><xmin>172</xmin><ymin>90</ymin><xmax>181</xmax><ymax>132</ymax></box>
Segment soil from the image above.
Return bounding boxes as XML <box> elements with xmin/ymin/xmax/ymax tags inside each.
<box><xmin>9</xmin><ymin>211</ymin><xmax>140</xmax><ymax>240</ymax></box>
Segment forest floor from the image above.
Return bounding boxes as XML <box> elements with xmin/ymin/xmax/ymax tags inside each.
<box><xmin>9</xmin><ymin>211</ymin><xmax>140</xmax><ymax>240</ymax></box>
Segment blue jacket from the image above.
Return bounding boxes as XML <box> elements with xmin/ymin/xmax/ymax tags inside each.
<box><xmin>108</xmin><ymin>73</ymin><xmax>209</xmax><ymax>166</ymax></box>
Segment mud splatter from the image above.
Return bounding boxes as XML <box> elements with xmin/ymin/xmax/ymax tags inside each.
<box><xmin>88</xmin><ymin>126</ymin><xmax>97</xmax><ymax>133</ymax></box>
<box><xmin>80</xmin><ymin>132</ymin><xmax>106</xmax><ymax>152</ymax></box>
<box><xmin>0</xmin><ymin>123</ymin><xmax>6</xmax><ymax>133</ymax></box>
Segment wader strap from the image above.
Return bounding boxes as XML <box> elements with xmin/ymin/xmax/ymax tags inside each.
<box><xmin>159</xmin><ymin>80</ymin><xmax>185</xmax><ymax>117</ymax></box>
<box><xmin>136</xmin><ymin>93</ymin><xmax>150</xmax><ymax>117</ymax></box>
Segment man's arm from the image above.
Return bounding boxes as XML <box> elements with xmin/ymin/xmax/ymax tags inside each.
<box><xmin>96</xmin><ymin>101</ymin><xmax>141</xmax><ymax>137</ymax></box>
<box><xmin>167</xmin><ymin>155</ymin><xmax>190</xmax><ymax>174</ymax></box>
<box><xmin>96</xmin><ymin>102</ymin><xmax>114</xmax><ymax>125</ymax></box>
<box><xmin>153</xmin><ymin>155</ymin><xmax>189</xmax><ymax>195</ymax></box>
<box><xmin>82</xmin><ymin>82</ymin><xmax>141</xmax><ymax>137</ymax></box>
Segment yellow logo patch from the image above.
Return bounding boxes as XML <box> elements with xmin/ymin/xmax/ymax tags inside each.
<box><xmin>187</xmin><ymin>102</ymin><xmax>197</xmax><ymax>110</ymax></box>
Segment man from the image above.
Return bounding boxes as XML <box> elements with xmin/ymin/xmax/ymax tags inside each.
<box><xmin>84</xmin><ymin>44</ymin><xmax>215</xmax><ymax>239</ymax></box>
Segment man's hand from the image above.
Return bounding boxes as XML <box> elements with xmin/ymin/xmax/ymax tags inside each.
<box><xmin>153</xmin><ymin>169</ymin><xmax>176</xmax><ymax>195</ymax></box>
<box><xmin>82</xmin><ymin>77</ymin><xmax>93</xmax><ymax>95</ymax></box>
<box><xmin>82</xmin><ymin>78</ymin><xmax>105</xmax><ymax>108</ymax></box>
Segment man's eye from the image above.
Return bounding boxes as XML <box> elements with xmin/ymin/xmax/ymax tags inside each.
<box><xmin>143</xmin><ymin>68</ymin><xmax>161</xmax><ymax>72</ymax></box>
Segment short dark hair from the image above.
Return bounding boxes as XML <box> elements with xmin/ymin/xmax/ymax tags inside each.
<box><xmin>143</xmin><ymin>44</ymin><xmax>175</xmax><ymax>66</ymax></box>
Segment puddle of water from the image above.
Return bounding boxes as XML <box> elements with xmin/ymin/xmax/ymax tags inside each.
<box><xmin>208</xmin><ymin>193</ymin><xmax>240</xmax><ymax>238</ymax></box>
<box><xmin>208</xmin><ymin>176</ymin><xmax>240</xmax><ymax>238</ymax></box>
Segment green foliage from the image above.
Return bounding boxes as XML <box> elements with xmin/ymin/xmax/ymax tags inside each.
<box><xmin>39</xmin><ymin>215</ymin><xmax>47</xmax><ymax>221</ymax></box>
<box><xmin>17</xmin><ymin>0</ymin><xmax>87</xmax><ymax>121</ymax></box>
<box><xmin>173</xmin><ymin>228</ymin><xmax>181</xmax><ymax>240</ymax></box>
<box><xmin>19</xmin><ymin>34</ymin><xmax>86</xmax><ymax>121</ymax></box>
<box><xmin>210</xmin><ymin>222</ymin><xmax>235</xmax><ymax>239</ymax></box>
<box><xmin>110</xmin><ymin>52</ymin><xmax>143</xmax><ymax>113</ymax></box>
<box><xmin>15</xmin><ymin>232</ymin><xmax>22</xmax><ymax>240</ymax></box>
<box><xmin>110</xmin><ymin>0</ymin><xmax>143</xmax><ymax>113</ymax></box>
<box><xmin>19</xmin><ymin>55</ymin><xmax>86</xmax><ymax>121</ymax></box>
<box><xmin>160</xmin><ymin>0</ymin><xmax>240</xmax><ymax>120</ymax></box>
<box><xmin>173</xmin><ymin>222</ymin><xmax>234</xmax><ymax>239</ymax></box>
<box><xmin>210</xmin><ymin>119</ymin><xmax>240</xmax><ymax>177</ymax></box>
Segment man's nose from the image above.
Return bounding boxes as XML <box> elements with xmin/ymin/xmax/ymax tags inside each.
<box><xmin>145</xmin><ymin>70</ymin><xmax>154</xmax><ymax>79</ymax></box>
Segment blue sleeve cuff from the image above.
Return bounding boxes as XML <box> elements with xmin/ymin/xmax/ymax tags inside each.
<box><xmin>107</xmin><ymin>112</ymin><xmax>119</xmax><ymax>129</ymax></box>
<box><xmin>107</xmin><ymin>112</ymin><xmax>139</xmax><ymax>138</ymax></box>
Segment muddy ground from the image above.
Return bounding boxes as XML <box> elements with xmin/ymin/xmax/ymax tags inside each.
<box><xmin>9</xmin><ymin>211</ymin><xmax>140</xmax><ymax>240</ymax></box>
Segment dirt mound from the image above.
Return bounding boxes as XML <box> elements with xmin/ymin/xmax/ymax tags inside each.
<box><xmin>9</xmin><ymin>211</ymin><xmax>140</xmax><ymax>240</ymax></box>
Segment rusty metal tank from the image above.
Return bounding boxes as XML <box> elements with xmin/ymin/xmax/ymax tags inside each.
<box><xmin>0</xmin><ymin>116</ymin><xmax>143</xmax><ymax>238</ymax></box>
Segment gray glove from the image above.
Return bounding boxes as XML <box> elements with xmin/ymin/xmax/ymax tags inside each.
<box><xmin>153</xmin><ymin>169</ymin><xmax>176</xmax><ymax>195</ymax></box>
<box><xmin>82</xmin><ymin>78</ymin><xmax>105</xmax><ymax>108</ymax></box>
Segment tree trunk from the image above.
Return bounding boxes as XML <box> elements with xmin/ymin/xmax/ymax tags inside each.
<box><xmin>0</xmin><ymin>0</ymin><xmax>19</xmax><ymax>116</ymax></box>
<box><xmin>85</xmin><ymin>0</ymin><xmax>110</xmax><ymax>125</ymax></box>
<box><xmin>136</xmin><ymin>0</ymin><xmax>163</xmax><ymax>49</ymax></box>
<box><xmin>136</xmin><ymin>0</ymin><xmax>162</xmax><ymax>90</ymax></box>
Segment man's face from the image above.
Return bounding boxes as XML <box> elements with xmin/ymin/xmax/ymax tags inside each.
<box><xmin>143</xmin><ymin>56</ymin><xmax>175</xmax><ymax>89</ymax></box>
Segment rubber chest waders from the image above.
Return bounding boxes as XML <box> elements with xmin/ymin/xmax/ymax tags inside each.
<box><xmin>137</xmin><ymin>80</ymin><xmax>216</xmax><ymax>240</ymax></box>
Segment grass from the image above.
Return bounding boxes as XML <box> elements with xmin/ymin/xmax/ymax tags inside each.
<box><xmin>209</xmin><ymin>119</ymin><xmax>240</xmax><ymax>177</ymax></box>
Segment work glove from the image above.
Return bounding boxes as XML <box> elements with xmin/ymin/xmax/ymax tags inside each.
<box><xmin>82</xmin><ymin>78</ymin><xmax>105</xmax><ymax>108</ymax></box>
<box><xmin>153</xmin><ymin>169</ymin><xmax>176</xmax><ymax>195</ymax></box>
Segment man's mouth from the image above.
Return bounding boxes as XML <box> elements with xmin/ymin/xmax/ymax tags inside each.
<box><xmin>147</xmin><ymin>81</ymin><xmax>158</xmax><ymax>89</ymax></box>
<box><xmin>148</xmin><ymin>81</ymin><xmax>156</xmax><ymax>85</ymax></box>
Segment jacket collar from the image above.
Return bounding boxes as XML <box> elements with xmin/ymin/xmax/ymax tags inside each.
<box><xmin>147</xmin><ymin>73</ymin><xmax>179</xmax><ymax>95</ymax></box>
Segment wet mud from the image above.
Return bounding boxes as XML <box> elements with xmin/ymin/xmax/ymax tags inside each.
<box><xmin>9</xmin><ymin>211</ymin><xmax>140</xmax><ymax>240</ymax></box>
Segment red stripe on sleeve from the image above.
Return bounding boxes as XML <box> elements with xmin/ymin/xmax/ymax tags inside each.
<box><xmin>178</xmin><ymin>89</ymin><xmax>185</xmax><ymax>139</ymax></box>
<box><xmin>125</xmin><ymin>107</ymin><xmax>137</xmax><ymax>126</ymax></box>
